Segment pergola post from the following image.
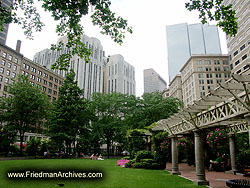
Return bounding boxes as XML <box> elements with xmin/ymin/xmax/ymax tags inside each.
<box><xmin>229</xmin><ymin>134</ymin><xmax>238</xmax><ymax>174</ymax></box>
<box><xmin>245</xmin><ymin>114</ymin><xmax>250</xmax><ymax>146</ymax></box>
<box><xmin>193</xmin><ymin>129</ymin><xmax>209</xmax><ymax>186</ymax></box>
<box><xmin>171</xmin><ymin>136</ymin><xmax>180</xmax><ymax>175</ymax></box>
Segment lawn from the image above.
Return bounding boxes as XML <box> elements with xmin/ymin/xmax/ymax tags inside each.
<box><xmin>0</xmin><ymin>159</ymin><xmax>206</xmax><ymax>188</ymax></box>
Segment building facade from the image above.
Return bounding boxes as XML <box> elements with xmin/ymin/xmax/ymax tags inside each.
<box><xmin>33</xmin><ymin>35</ymin><xmax>105</xmax><ymax>99</ymax></box>
<box><xmin>168</xmin><ymin>74</ymin><xmax>183</xmax><ymax>101</ymax></box>
<box><xmin>166</xmin><ymin>23</ymin><xmax>222</xmax><ymax>81</ymax></box>
<box><xmin>222</xmin><ymin>0</ymin><xmax>250</xmax><ymax>75</ymax></box>
<box><xmin>180</xmin><ymin>55</ymin><xmax>230</xmax><ymax>107</ymax></box>
<box><xmin>0</xmin><ymin>0</ymin><xmax>13</xmax><ymax>44</ymax></box>
<box><xmin>143</xmin><ymin>68</ymin><xmax>167</xmax><ymax>93</ymax></box>
<box><xmin>0</xmin><ymin>43</ymin><xmax>64</xmax><ymax>101</ymax></box>
<box><xmin>103</xmin><ymin>54</ymin><xmax>136</xmax><ymax>95</ymax></box>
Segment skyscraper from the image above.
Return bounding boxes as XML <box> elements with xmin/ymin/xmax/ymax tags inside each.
<box><xmin>103</xmin><ymin>54</ymin><xmax>136</xmax><ymax>95</ymax></box>
<box><xmin>166</xmin><ymin>23</ymin><xmax>222</xmax><ymax>81</ymax></box>
<box><xmin>144</xmin><ymin>68</ymin><xmax>167</xmax><ymax>93</ymax></box>
<box><xmin>222</xmin><ymin>0</ymin><xmax>250</xmax><ymax>75</ymax></box>
<box><xmin>33</xmin><ymin>35</ymin><xmax>105</xmax><ymax>99</ymax></box>
<box><xmin>0</xmin><ymin>0</ymin><xmax>13</xmax><ymax>44</ymax></box>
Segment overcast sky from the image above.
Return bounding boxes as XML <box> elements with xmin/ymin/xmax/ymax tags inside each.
<box><xmin>6</xmin><ymin>0</ymin><xmax>228</xmax><ymax>97</ymax></box>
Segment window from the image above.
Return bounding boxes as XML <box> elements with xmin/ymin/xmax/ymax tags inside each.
<box><xmin>5</xmin><ymin>77</ymin><xmax>9</xmax><ymax>83</ymax></box>
<box><xmin>42</xmin><ymin>86</ymin><xmax>46</xmax><ymax>92</ymax></box>
<box><xmin>216</xmin><ymin>79</ymin><xmax>222</xmax><ymax>84</ymax></box>
<box><xmin>197</xmin><ymin>60</ymin><xmax>202</xmax><ymax>65</ymax></box>
<box><xmin>54</xmin><ymin>78</ymin><xmax>58</xmax><ymax>83</ymax></box>
<box><xmin>13</xmin><ymin>65</ymin><xmax>17</xmax><ymax>71</ymax></box>
<box><xmin>23</xmin><ymin>63</ymin><xmax>26</xmax><ymax>68</ymax></box>
<box><xmin>37</xmin><ymin>77</ymin><xmax>41</xmax><ymax>82</ymax></box>
<box><xmin>225</xmin><ymin>73</ymin><xmax>231</xmax><ymax>78</ymax></box>
<box><xmin>223</xmin><ymin>60</ymin><xmax>229</xmax><ymax>65</ymax></box>
<box><xmin>1</xmin><ymin>59</ymin><xmax>5</xmax><ymax>65</ymax></box>
<box><xmin>204</xmin><ymin>60</ymin><xmax>211</xmax><ymax>65</ymax></box>
<box><xmin>240</xmin><ymin>44</ymin><xmax>246</xmax><ymax>51</ymax></box>
<box><xmin>21</xmin><ymin>70</ymin><xmax>25</xmax><ymax>75</ymax></box>
<box><xmin>206</xmin><ymin>73</ymin><xmax>212</xmax><ymax>78</ymax></box>
<box><xmin>54</xmin><ymin>85</ymin><xmax>57</xmax><ymax>89</ymax></box>
<box><xmin>44</xmin><ymin>80</ymin><xmax>47</xmax><ymax>85</ymax></box>
<box><xmin>199</xmin><ymin>80</ymin><xmax>204</xmax><ymax>84</ymax></box>
<box><xmin>8</xmin><ymin>55</ymin><xmax>12</xmax><ymax>61</ymax></box>
<box><xmin>31</xmin><ymin>67</ymin><xmax>36</xmax><ymax>72</ymax></box>
<box><xmin>198</xmin><ymin>74</ymin><xmax>203</xmax><ymax>78</ymax></box>
<box><xmin>200</xmin><ymin>92</ymin><xmax>205</xmax><ymax>96</ymax></box>
<box><xmin>12</xmin><ymin>72</ymin><xmax>16</xmax><ymax>78</ymax></box>
<box><xmin>207</xmin><ymin>80</ymin><xmax>213</xmax><ymax>84</ymax></box>
<box><xmin>4</xmin><ymin>85</ymin><xmax>8</xmax><ymax>91</ymax></box>
<box><xmin>0</xmin><ymin>75</ymin><xmax>2</xmax><ymax>82</ymax></box>
<box><xmin>59</xmin><ymin>80</ymin><xmax>62</xmax><ymax>85</ymax></box>
<box><xmin>198</xmin><ymin>67</ymin><xmax>203</xmax><ymax>71</ymax></box>
<box><xmin>2</xmin><ymin>52</ymin><xmax>7</xmax><ymax>58</ymax></box>
<box><xmin>49</xmin><ymin>82</ymin><xmax>52</xmax><ymax>87</ymax></box>
<box><xmin>7</xmin><ymin>62</ymin><xmax>11</xmax><ymax>68</ymax></box>
<box><xmin>26</xmin><ymin>65</ymin><xmax>30</xmax><ymax>70</ymax></box>
<box><xmin>14</xmin><ymin>58</ymin><xmax>18</xmax><ymax>64</ymax></box>
<box><xmin>233</xmin><ymin>50</ymin><xmax>238</xmax><ymax>56</ymax></box>
<box><xmin>25</xmin><ymin>72</ymin><xmax>29</xmax><ymax>76</ymax></box>
<box><xmin>208</xmin><ymin>85</ymin><xmax>214</xmax><ymax>91</ymax></box>
<box><xmin>30</xmin><ymin>74</ymin><xmax>35</xmax><ymax>80</ymax></box>
<box><xmin>43</xmin><ymin>73</ymin><xmax>48</xmax><ymax>78</ymax></box>
<box><xmin>236</xmin><ymin>69</ymin><xmax>241</xmax><ymax>74</ymax></box>
<box><xmin>48</xmin><ymin>88</ymin><xmax>52</xmax><ymax>93</ymax></box>
<box><xmin>242</xmin><ymin>54</ymin><xmax>247</xmax><ymax>61</ymax></box>
<box><xmin>49</xmin><ymin>76</ymin><xmax>53</xmax><ymax>81</ymax></box>
<box><xmin>199</xmin><ymin>86</ymin><xmax>205</xmax><ymax>90</ymax></box>
<box><xmin>216</xmin><ymin>73</ymin><xmax>222</xmax><ymax>78</ymax></box>
<box><xmin>37</xmin><ymin>70</ymin><xmax>42</xmax><ymax>75</ymax></box>
<box><xmin>205</xmin><ymin>67</ymin><xmax>212</xmax><ymax>71</ymax></box>
<box><xmin>6</xmin><ymin>70</ymin><xmax>10</xmax><ymax>76</ymax></box>
<box><xmin>214</xmin><ymin>60</ymin><xmax>220</xmax><ymax>65</ymax></box>
<box><xmin>224</xmin><ymin>67</ymin><xmax>230</xmax><ymax>71</ymax></box>
<box><xmin>214</xmin><ymin>67</ymin><xmax>221</xmax><ymax>71</ymax></box>
<box><xmin>53</xmin><ymin>91</ymin><xmax>57</xmax><ymax>95</ymax></box>
<box><xmin>0</xmin><ymin>67</ymin><xmax>4</xmax><ymax>73</ymax></box>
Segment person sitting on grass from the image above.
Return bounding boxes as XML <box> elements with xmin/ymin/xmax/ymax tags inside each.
<box><xmin>90</xmin><ymin>153</ymin><xmax>95</xmax><ymax>160</ymax></box>
<box><xmin>98</xmin><ymin>154</ymin><xmax>104</xmax><ymax>160</ymax></box>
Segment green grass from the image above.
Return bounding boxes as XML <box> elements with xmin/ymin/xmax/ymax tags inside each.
<box><xmin>0</xmin><ymin>159</ymin><xmax>206</xmax><ymax>188</ymax></box>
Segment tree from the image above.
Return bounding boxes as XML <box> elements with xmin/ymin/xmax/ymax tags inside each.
<box><xmin>185</xmin><ymin>0</ymin><xmax>238</xmax><ymax>36</ymax></box>
<box><xmin>0</xmin><ymin>75</ymin><xmax>50</xmax><ymax>156</ymax></box>
<box><xmin>91</xmin><ymin>92</ymin><xmax>131</xmax><ymax>157</ymax></box>
<box><xmin>0</xmin><ymin>0</ymin><xmax>132</xmax><ymax>70</ymax></box>
<box><xmin>48</xmin><ymin>69</ymin><xmax>92</xmax><ymax>155</ymax></box>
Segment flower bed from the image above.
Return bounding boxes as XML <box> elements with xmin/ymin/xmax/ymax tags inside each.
<box><xmin>117</xmin><ymin>159</ymin><xmax>130</xmax><ymax>167</ymax></box>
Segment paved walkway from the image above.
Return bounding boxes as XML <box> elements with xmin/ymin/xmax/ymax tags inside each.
<box><xmin>166</xmin><ymin>163</ymin><xmax>250</xmax><ymax>188</ymax></box>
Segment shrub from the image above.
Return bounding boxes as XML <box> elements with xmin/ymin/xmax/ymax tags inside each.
<box><xmin>122</xmin><ymin>156</ymin><xmax>130</xmax><ymax>160</ymax></box>
<box><xmin>135</xmin><ymin>150</ymin><xmax>154</xmax><ymax>162</ymax></box>
<box><xmin>177</xmin><ymin>137</ymin><xmax>194</xmax><ymax>165</ymax></box>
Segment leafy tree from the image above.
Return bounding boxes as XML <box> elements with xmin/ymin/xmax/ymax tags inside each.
<box><xmin>26</xmin><ymin>137</ymin><xmax>41</xmax><ymax>156</ymax></box>
<box><xmin>0</xmin><ymin>75</ymin><xmax>50</xmax><ymax>156</ymax></box>
<box><xmin>127</xmin><ymin>92</ymin><xmax>183</xmax><ymax>129</ymax></box>
<box><xmin>185</xmin><ymin>0</ymin><xmax>238</xmax><ymax>36</ymax></box>
<box><xmin>91</xmin><ymin>92</ymin><xmax>131</xmax><ymax>158</ymax></box>
<box><xmin>0</xmin><ymin>0</ymin><xmax>132</xmax><ymax>70</ymax></box>
<box><xmin>0</xmin><ymin>125</ymin><xmax>16</xmax><ymax>154</ymax></box>
<box><xmin>48</xmin><ymin>69</ymin><xmax>92</xmax><ymax>155</ymax></box>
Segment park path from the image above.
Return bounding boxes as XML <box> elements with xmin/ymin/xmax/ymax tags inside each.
<box><xmin>165</xmin><ymin>163</ymin><xmax>250</xmax><ymax>188</ymax></box>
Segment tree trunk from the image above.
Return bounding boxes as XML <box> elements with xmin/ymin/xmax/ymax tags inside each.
<box><xmin>107</xmin><ymin>137</ymin><xmax>110</xmax><ymax>159</ymax></box>
<box><xmin>19</xmin><ymin>132</ymin><xmax>24</xmax><ymax>156</ymax></box>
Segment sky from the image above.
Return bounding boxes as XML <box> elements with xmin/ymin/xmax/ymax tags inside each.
<box><xmin>6</xmin><ymin>0</ymin><xmax>228</xmax><ymax>97</ymax></box>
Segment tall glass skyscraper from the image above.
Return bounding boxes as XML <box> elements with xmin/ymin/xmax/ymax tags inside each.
<box><xmin>166</xmin><ymin>23</ymin><xmax>222</xmax><ymax>81</ymax></box>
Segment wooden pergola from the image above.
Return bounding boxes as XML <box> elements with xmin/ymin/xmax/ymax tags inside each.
<box><xmin>153</xmin><ymin>74</ymin><xmax>250</xmax><ymax>186</ymax></box>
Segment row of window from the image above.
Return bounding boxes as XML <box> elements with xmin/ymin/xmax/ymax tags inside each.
<box><xmin>196</xmin><ymin>60</ymin><xmax>229</xmax><ymax>65</ymax></box>
<box><xmin>29</xmin><ymin>82</ymin><xmax>58</xmax><ymax>96</ymax></box>
<box><xmin>197</xmin><ymin>66</ymin><xmax>230</xmax><ymax>72</ymax></box>
<box><xmin>1</xmin><ymin>52</ymin><xmax>18</xmax><ymax>64</ymax></box>
<box><xmin>22</xmin><ymin>63</ymin><xmax>60</xmax><ymax>84</ymax></box>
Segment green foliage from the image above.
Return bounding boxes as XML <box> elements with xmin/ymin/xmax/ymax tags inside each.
<box><xmin>0</xmin><ymin>0</ymin><xmax>132</xmax><ymax>70</ymax></box>
<box><xmin>185</xmin><ymin>0</ymin><xmax>238</xmax><ymax>36</ymax></box>
<box><xmin>0</xmin><ymin>126</ymin><xmax>16</xmax><ymax>154</ymax></box>
<box><xmin>0</xmin><ymin>75</ymin><xmax>50</xmax><ymax>155</ymax></box>
<box><xmin>235</xmin><ymin>133</ymin><xmax>250</xmax><ymax>167</ymax></box>
<box><xmin>135</xmin><ymin>150</ymin><xmax>154</xmax><ymax>162</ymax></box>
<box><xmin>47</xmin><ymin>70</ymin><xmax>92</xmax><ymax>154</ymax></box>
<box><xmin>177</xmin><ymin>137</ymin><xmax>194</xmax><ymax>165</ymax></box>
<box><xmin>206</xmin><ymin>128</ymin><xmax>229</xmax><ymax>156</ymax></box>
<box><xmin>126</xmin><ymin>129</ymin><xmax>147</xmax><ymax>159</ymax></box>
<box><xmin>26</xmin><ymin>138</ymin><xmax>41</xmax><ymax>156</ymax></box>
<box><xmin>151</xmin><ymin>131</ymin><xmax>170</xmax><ymax>167</ymax></box>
